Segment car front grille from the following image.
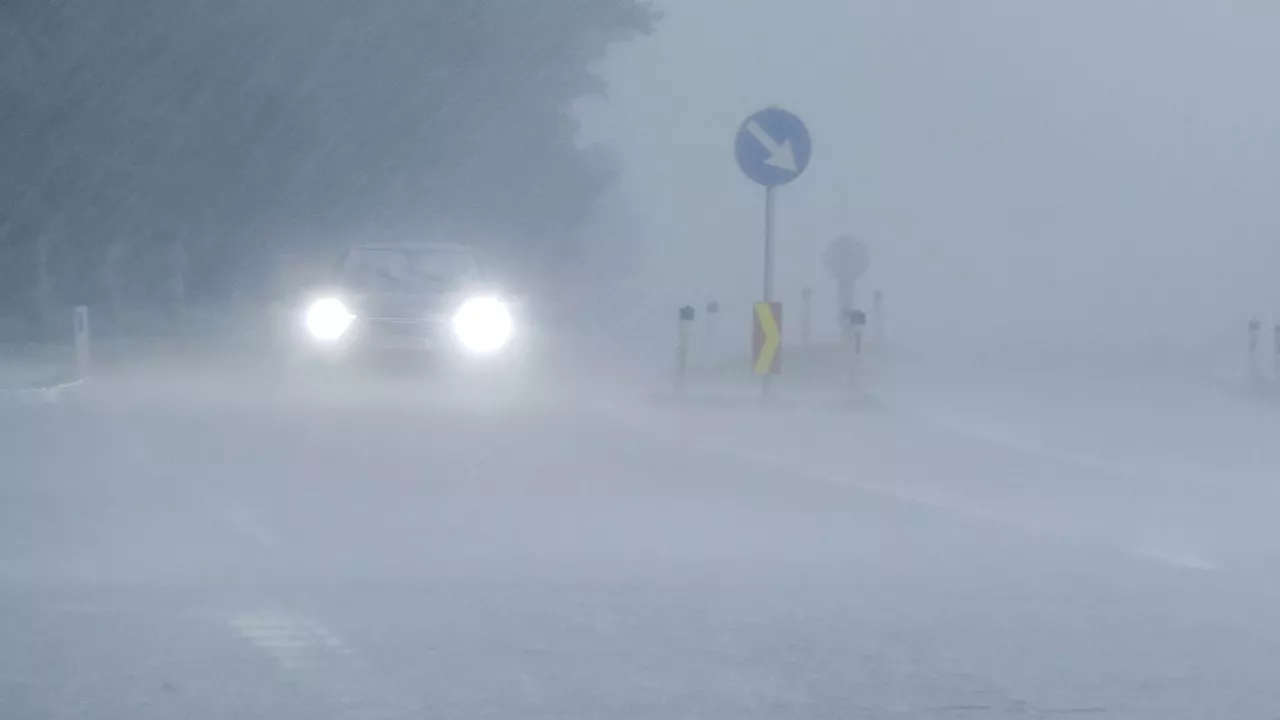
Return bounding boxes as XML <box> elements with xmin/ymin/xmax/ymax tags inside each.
<box><xmin>362</xmin><ymin>319</ymin><xmax>443</xmax><ymax>339</ymax></box>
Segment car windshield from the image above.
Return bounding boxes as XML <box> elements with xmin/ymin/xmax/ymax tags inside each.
<box><xmin>341</xmin><ymin>247</ymin><xmax>482</xmax><ymax>291</ymax></box>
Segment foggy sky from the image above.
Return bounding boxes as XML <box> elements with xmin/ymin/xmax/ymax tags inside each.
<box><xmin>577</xmin><ymin>1</ymin><xmax>1280</xmax><ymax>351</ymax></box>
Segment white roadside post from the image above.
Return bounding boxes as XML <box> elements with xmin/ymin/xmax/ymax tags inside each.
<box><xmin>1249</xmin><ymin>319</ymin><xmax>1261</xmax><ymax>385</ymax></box>
<box><xmin>676</xmin><ymin>305</ymin><xmax>695</xmax><ymax>396</ymax></box>
<box><xmin>73</xmin><ymin>306</ymin><xmax>90</xmax><ymax>380</ymax></box>
<box><xmin>801</xmin><ymin>286</ymin><xmax>813</xmax><ymax>347</ymax></box>
<box><xmin>842</xmin><ymin>309</ymin><xmax>866</xmax><ymax>401</ymax></box>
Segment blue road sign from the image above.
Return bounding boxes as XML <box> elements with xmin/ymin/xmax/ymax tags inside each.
<box><xmin>735</xmin><ymin>107</ymin><xmax>812</xmax><ymax>187</ymax></box>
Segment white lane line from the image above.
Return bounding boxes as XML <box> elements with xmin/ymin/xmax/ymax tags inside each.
<box><xmin>230</xmin><ymin>612</ymin><xmax>318</xmax><ymax>670</ymax></box>
<box><xmin>1128</xmin><ymin>544</ymin><xmax>1218</xmax><ymax>572</ymax></box>
<box><xmin>230</xmin><ymin>611</ymin><xmax>360</xmax><ymax>671</ymax></box>
<box><xmin>591</xmin><ymin>399</ymin><xmax>1220</xmax><ymax>573</ymax></box>
<box><xmin>228</xmin><ymin>610</ymin><xmax>414</xmax><ymax>715</ymax></box>
<box><xmin>0</xmin><ymin>376</ymin><xmax>88</xmax><ymax>403</ymax></box>
<box><xmin>889</xmin><ymin>396</ymin><xmax>1280</xmax><ymax>506</ymax></box>
<box><xmin>786</xmin><ymin>452</ymin><xmax>1219</xmax><ymax>572</ymax></box>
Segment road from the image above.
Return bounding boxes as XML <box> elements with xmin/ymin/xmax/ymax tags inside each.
<box><xmin>3</xmin><ymin>366</ymin><xmax>1280</xmax><ymax>719</ymax></box>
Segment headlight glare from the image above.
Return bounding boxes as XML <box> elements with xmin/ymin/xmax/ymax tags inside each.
<box><xmin>451</xmin><ymin>296</ymin><xmax>513</xmax><ymax>354</ymax></box>
<box><xmin>304</xmin><ymin>297</ymin><xmax>355</xmax><ymax>341</ymax></box>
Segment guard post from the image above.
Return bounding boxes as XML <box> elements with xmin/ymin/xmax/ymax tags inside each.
<box><xmin>705</xmin><ymin>300</ymin><xmax>719</xmax><ymax>349</ymax></box>
<box><xmin>842</xmin><ymin>309</ymin><xmax>867</xmax><ymax>401</ymax></box>
<box><xmin>73</xmin><ymin>306</ymin><xmax>91</xmax><ymax>380</ymax></box>
<box><xmin>676</xmin><ymin>305</ymin><xmax>695</xmax><ymax>396</ymax></box>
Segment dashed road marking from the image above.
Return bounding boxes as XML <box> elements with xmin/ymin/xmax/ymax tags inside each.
<box><xmin>231</xmin><ymin>612</ymin><xmax>330</xmax><ymax>670</ymax></box>
<box><xmin>228</xmin><ymin>610</ymin><xmax>416</xmax><ymax>715</ymax></box>
<box><xmin>230</xmin><ymin>611</ymin><xmax>369</xmax><ymax>686</ymax></box>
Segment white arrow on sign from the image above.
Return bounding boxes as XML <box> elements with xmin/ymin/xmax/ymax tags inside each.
<box><xmin>746</xmin><ymin>120</ymin><xmax>797</xmax><ymax>173</ymax></box>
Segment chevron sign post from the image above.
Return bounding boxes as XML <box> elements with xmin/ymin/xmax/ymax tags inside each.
<box><xmin>752</xmin><ymin>302</ymin><xmax>782</xmax><ymax>376</ymax></box>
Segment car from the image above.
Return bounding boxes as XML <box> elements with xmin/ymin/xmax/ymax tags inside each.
<box><xmin>287</xmin><ymin>242</ymin><xmax>527</xmax><ymax>370</ymax></box>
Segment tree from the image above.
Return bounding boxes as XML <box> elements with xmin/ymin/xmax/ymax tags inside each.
<box><xmin>0</xmin><ymin>0</ymin><xmax>656</xmax><ymax>324</ymax></box>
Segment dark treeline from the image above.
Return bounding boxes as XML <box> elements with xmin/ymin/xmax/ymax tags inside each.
<box><xmin>0</xmin><ymin>0</ymin><xmax>655</xmax><ymax>330</ymax></box>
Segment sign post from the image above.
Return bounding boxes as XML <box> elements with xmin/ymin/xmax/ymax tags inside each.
<box><xmin>735</xmin><ymin>107</ymin><xmax>811</xmax><ymax>397</ymax></box>
<box><xmin>823</xmin><ymin>235</ymin><xmax>870</xmax><ymax>330</ymax></box>
<box><xmin>764</xmin><ymin>187</ymin><xmax>776</xmax><ymax>302</ymax></box>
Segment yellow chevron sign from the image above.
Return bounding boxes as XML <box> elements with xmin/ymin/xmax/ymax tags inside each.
<box><xmin>752</xmin><ymin>302</ymin><xmax>781</xmax><ymax>375</ymax></box>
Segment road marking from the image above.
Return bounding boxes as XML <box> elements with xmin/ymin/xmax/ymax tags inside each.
<box><xmin>592</xmin><ymin>400</ymin><xmax>1221</xmax><ymax>573</ymax></box>
<box><xmin>1129</xmin><ymin>544</ymin><xmax>1217</xmax><ymax>571</ymax></box>
<box><xmin>0</xmin><ymin>377</ymin><xmax>88</xmax><ymax>403</ymax></box>
<box><xmin>230</xmin><ymin>612</ymin><xmax>360</xmax><ymax>671</ymax></box>
<box><xmin>231</xmin><ymin>612</ymin><xmax>322</xmax><ymax>670</ymax></box>
<box><xmin>228</xmin><ymin>610</ymin><xmax>419</xmax><ymax>716</ymax></box>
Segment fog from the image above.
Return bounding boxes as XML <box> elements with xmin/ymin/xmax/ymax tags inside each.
<box><xmin>577</xmin><ymin>1</ymin><xmax>1280</xmax><ymax>351</ymax></box>
<box><xmin>8</xmin><ymin>3</ymin><xmax>1280</xmax><ymax>718</ymax></box>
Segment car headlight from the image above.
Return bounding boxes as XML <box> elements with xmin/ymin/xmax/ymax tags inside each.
<box><xmin>304</xmin><ymin>297</ymin><xmax>355</xmax><ymax>341</ymax></box>
<box><xmin>451</xmin><ymin>296</ymin><xmax>513</xmax><ymax>354</ymax></box>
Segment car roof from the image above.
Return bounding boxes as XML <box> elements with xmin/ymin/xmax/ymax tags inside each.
<box><xmin>348</xmin><ymin>241</ymin><xmax>480</xmax><ymax>254</ymax></box>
